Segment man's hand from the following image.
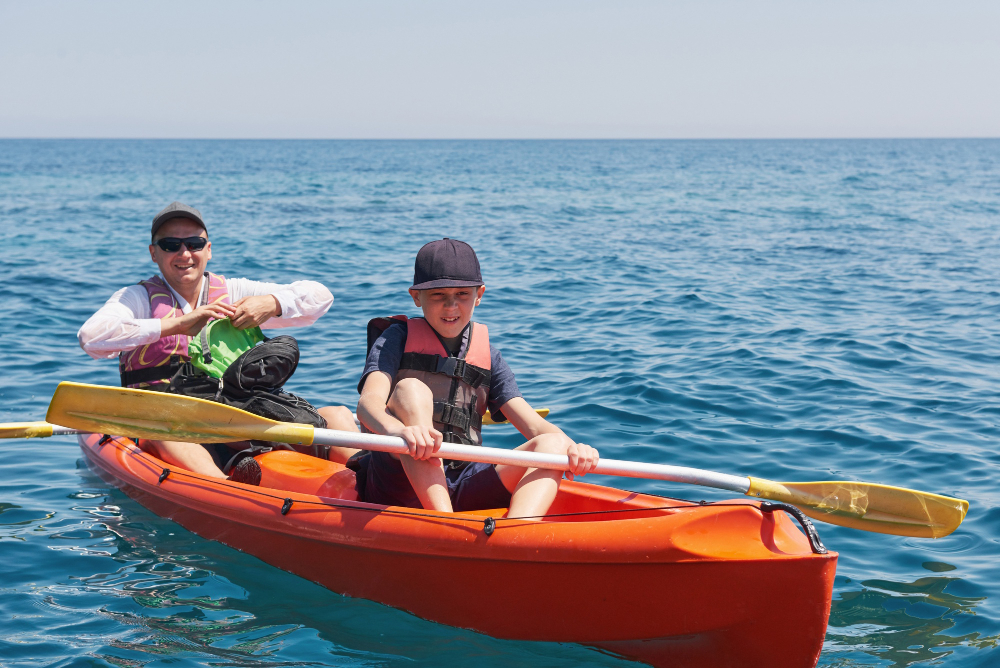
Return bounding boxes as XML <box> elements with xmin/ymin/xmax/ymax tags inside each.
<box><xmin>564</xmin><ymin>440</ymin><xmax>600</xmax><ymax>481</ymax></box>
<box><xmin>161</xmin><ymin>302</ymin><xmax>236</xmax><ymax>337</ymax></box>
<box><xmin>392</xmin><ymin>424</ymin><xmax>444</xmax><ymax>461</ymax></box>
<box><xmin>230</xmin><ymin>295</ymin><xmax>281</xmax><ymax>329</ymax></box>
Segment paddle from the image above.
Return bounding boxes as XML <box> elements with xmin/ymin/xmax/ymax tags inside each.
<box><xmin>47</xmin><ymin>382</ymin><xmax>967</xmax><ymax>539</ymax></box>
<box><xmin>1</xmin><ymin>408</ymin><xmax>546</xmax><ymax>441</ymax></box>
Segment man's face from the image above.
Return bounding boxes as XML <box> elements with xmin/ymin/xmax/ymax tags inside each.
<box><xmin>409</xmin><ymin>285</ymin><xmax>486</xmax><ymax>341</ymax></box>
<box><xmin>148</xmin><ymin>218</ymin><xmax>211</xmax><ymax>290</ymax></box>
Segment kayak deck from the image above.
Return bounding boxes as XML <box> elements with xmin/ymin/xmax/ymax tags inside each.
<box><xmin>80</xmin><ymin>433</ymin><xmax>837</xmax><ymax>668</ymax></box>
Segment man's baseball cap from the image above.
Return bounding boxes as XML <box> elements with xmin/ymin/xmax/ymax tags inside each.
<box><xmin>411</xmin><ymin>238</ymin><xmax>484</xmax><ymax>290</ymax></box>
<box><xmin>151</xmin><ymin>202</ymin><xmax>207</xmax><ymax>240</ymax></box>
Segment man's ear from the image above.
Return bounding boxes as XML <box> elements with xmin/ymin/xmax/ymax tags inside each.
<box><xmin>205</xmin><ymin>240</ymin><xmax>212</xmax><ymax>262</ymax></box>
<box><xmin>408</xmin><ymin>288</ymin><xmax>422</xmax><ymax>307</ymax></box>
<box><xmin>475</xmin><ymin>285</ymin><xmax>485</xmax><ymax>306</ymax></box>
<box><xmin>148</xmin><ymin>244</ymin><xmax>157</xmax><ymax>263</ymax></box>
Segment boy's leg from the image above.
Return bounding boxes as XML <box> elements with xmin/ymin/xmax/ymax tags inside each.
<box><xmin>141</xmin><ymin>440</ymin><xmax>228</xmax><ymax>478</ymax></box>
<box><xmin>317</xmin><ymin>405</ymin><xmax>361</xmax><ymax>464</ymax></box>
<box><xmin>495</xmin><ymin>433</ymin><xmax>568</xmax><ymax>518</ymax></box>
<box><xmin>386</xmin><ymin>378</ymin><xmax>452</xmax><ymax>512</ymax></box>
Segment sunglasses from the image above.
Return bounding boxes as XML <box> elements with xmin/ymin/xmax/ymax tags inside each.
<box><xmin>155</xmin><ymin>236</ymin><xmax>208</xmax><ymax>253</ymax></box>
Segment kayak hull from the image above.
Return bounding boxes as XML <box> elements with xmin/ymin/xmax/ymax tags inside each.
<box><xmin>80</xmin><ymin>434</ymin><xmax>837</xmax><ymax>668</ymax></box>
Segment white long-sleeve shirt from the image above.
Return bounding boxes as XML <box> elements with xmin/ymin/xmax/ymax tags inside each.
<box><xmin>78</xmin><ymin>274</ymin><xmax>334</xmax><ymax>360</ymax></box>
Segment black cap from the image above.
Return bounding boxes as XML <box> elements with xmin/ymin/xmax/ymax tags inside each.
<box><xmin>151</xmin><ymin>202</ymin><xmax>207</xmax><ymax>240</ymax></box>
<box><xmin>411</xmin><ymin>238</ymin><xmax>484</xmax><ymax>290</ymax></box>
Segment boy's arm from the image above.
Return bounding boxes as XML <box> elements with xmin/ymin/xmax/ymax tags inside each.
<box><xmin>357</xmin><ymin>372</ymin><xmax>443</xmax><ymax>460</ymax></box>
<box><xmin>357</xmin><ymin>372</ymin><xmax>403</xmax><ymax>435</ymax></box>
<box><xmin>500</xmin><ymin>397</ymin><xmax>599</xmax><ymax>478</ymax></box>
<box><xmin>501</xmin><ymin>396</ymin><xmax>565</xmax><ymax>440</ymax></box>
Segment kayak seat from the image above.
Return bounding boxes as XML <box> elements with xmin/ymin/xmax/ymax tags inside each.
<box><xmin>255</xmin><ymin>450</ymin><xmax>359</xmax><ymax>501</ymax></box>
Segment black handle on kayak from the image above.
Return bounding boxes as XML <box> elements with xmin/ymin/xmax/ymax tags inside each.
<box><xmin>760</xmin><ymin>501</ymin><xmax>828</xmax><ymax>555</ymax></box>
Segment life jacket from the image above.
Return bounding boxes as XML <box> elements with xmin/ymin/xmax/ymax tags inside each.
<box><xmin>367</xmin><ymin>315</ymin><xmax>492</xmax><ymax>447</ymax></box>
<box><xmin>118</xmin><ymin>272</ymin><xmax>230</xmax><ymax>388</ymax></box>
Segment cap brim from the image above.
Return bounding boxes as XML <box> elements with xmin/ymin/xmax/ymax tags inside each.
<box><xmin>410</xmin><ymin>279</ymin><xmax>484</xmax><ymax>290</ymax></box>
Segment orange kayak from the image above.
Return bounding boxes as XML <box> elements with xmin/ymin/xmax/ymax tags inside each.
<box><xmin>79</xmin><ymin>433</ymin><xmax>837</xmax><ymax>667</ymax></box>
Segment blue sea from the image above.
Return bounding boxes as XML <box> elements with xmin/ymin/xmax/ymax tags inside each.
<box><xmin>1</xmin><ymin>139</ymin><xmax>998</xmax><ymax>667</ymax></box>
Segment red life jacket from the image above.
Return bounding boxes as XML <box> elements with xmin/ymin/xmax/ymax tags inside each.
<box><xmin>118</xmin><ymin>272</ymin><xmax>230</xmax><ymax>388</ymax></box>
<box><xmin>367</xmin><ymin>316</ymin><xmax>492</xmax><ymax>446</ymax></box>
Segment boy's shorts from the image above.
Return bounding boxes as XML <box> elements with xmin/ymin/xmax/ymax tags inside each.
<box><xmin>363</xmin><ymin>450</ymin><xmax>513</xmax><ymax>511</ymax></box>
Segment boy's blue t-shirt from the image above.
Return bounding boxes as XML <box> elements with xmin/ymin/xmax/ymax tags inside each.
<box><xmin>360</xmin><ymin>323</ymin><xmax>522</xmax><ymax>420</ymax></box>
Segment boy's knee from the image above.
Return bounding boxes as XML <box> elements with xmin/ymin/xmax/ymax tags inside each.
<box><xmin>531</xmin><ymin>433</ymin><xmax>569</xmax><ymax>455</ymax></box>
<box><xmin>389</xmin><ymin>378</ymin><xmax>433</xmax><ymax>407</ymax></box>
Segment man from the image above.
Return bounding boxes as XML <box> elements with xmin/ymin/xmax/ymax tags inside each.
<box><xmin>79</xmin><ymin>201</ymin><xmax>358</xmax><ymax>479</ymax></box>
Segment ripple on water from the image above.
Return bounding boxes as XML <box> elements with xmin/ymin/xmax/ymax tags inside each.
<box><xmin>2</xmin><ymin>139</ymin><xmax>1000</xmax><ymax>666</ymax></box>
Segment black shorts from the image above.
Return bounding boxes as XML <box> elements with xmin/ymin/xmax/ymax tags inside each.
<box><xmin>363</xmin><ymin>450</ymin><xmax>513</xmax><ymax>511</ymax></box>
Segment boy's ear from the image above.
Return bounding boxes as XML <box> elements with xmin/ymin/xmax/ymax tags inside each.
<box><xmin>408</xmin><ymin>288</ymin><xmax>422</xmax><ymax>306</ymax></box>
<box><xmin>475</xmin><ymin>285</ymin><xmax>485</xmax><ymax>305</ymax></box>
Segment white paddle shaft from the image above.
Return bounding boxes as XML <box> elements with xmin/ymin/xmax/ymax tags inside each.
<box><xmin>312</xmin><ymin>428</ymin><xmax>751</xmax><ymax>493</ymax></box>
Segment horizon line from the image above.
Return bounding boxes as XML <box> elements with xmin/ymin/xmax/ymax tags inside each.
<box><xmin>2</xmin><ymin>136</ymin><xmax>999</xmax><ymax>141</ymax></box>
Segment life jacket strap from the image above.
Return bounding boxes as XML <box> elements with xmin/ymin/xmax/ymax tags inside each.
<box><xmin>120</xmin><ymin>355</ymin><xmax>186</xmax><ymax>387</ymax></box>
<box><xmin>400</xmin><ymin>352</ymin><xmax>492</xmax><ymax>388</ymax></box>
<box><xmin>433</xmin><ymin>401</ymin><xmax>483</xmax><ymax>433</ymax></box>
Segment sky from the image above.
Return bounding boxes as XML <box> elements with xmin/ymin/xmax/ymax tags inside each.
<box><xmin>1</xmin><ymin>0</ymin><xmax>998</xmax><ymax>139</ymax></box>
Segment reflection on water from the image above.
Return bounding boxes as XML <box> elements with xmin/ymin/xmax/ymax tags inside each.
<box><xmin>825</xmin><ymin>571</ymin><xmax>998</xmax><ymax>666</ymax></box>
<box><xmin>42</xmin><ymin>475</ymin><xmax>636</xmax><ymax>667</ymax></box>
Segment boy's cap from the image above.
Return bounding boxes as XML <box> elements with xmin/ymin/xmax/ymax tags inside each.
<box><xmin>151</xmin><ymin>201</ymin><xmax>206</xmax><ymax>240</ymax></box>
<box><xmin>411</xmin><ymin>238</ymin><xmax>484</xmax><ymax>290</ymax></box>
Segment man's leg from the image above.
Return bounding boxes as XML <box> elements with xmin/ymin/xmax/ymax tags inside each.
<box><xmin>387</xmin><ymin>378</ymin><xmax>452</xmax><ymax>512</ymax></box>
<box><xmin>495</xmin><ymin>433</ymin><xmax>568</xmax><ymax>519</ymax></box>
<box><xmin>142</xmin><ymin>440</ymin><xmax>227</xmax><ymax>478</ymax></box>
<box><xmin>317</xmin><ymin>405</ymin><xmax>361</xmax><ymax>464</ymax></box>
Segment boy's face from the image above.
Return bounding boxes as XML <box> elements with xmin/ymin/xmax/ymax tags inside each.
<box><xmin>409</xmin><ymin>285</ymin><xmax>486</xmax><ymax>340</ymax></box>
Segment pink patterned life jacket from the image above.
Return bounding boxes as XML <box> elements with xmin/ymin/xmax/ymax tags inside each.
<box><xmin>118</xmin><ymin>272</ymin><xmax>230</xmax><ymax>388</ymax></box>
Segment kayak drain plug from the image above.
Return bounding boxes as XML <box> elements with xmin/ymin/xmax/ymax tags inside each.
<box><xmin>483</xmin><ymin>517</ymin><xmax>495</xmax><ymax>536</ymax></box>
<box><xmin>158</xmin><ymin>469</ymin><xmax>170</xmax><ymax>484</ymax></box>
<box><xmin>281</xmin><ymin>498</ymin><xmax>293</xmax><ymax>515</ymax></box>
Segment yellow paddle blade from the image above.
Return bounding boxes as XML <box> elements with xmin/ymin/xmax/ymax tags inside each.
<box><xmin>0</xmin><ymin>421</ymin><xmax>55</xmax><ymax>439</ymax></box>
<box><xmin>747</xmin><ymin>478</ymin><xmax>968</xmax><ymax>538</ymax></box>
<box><xmin>47</xmin><ymin>382</ymin><xmax>315</xmax><ymax>446</ymax></box>
<box><xmin>483</xmin><ymin>407</ymin><xmax>550</xmax><ymax>425</ymax></box>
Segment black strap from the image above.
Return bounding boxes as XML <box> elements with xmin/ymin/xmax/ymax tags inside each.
<box><xmin>399</xmin><ymin>352</ymin><xmax>491</xmax><ymax>388</ymax></box>
<box><xmin>120</xmin><ymin>355</ymin><xmax>187</xmax><ymax>387</ymax></box>
<box><xmin>432</xmin><ymin>401</ymin><xmax>483</xmax><ymax>432</ymax></box>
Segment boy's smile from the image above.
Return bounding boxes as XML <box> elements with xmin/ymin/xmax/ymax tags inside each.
<box><xmin>409</xmin><ymin>285</ymin><xmax>486</xmax><ymax>345</ymax></box>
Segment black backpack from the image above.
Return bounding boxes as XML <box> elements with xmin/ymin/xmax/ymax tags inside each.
<box><xmin>166</xmin><ymin>334</ymin><xmax>327</xmax><ymax>432</ymax></box>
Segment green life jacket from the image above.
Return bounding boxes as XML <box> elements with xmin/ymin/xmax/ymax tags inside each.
<box><xmin>188</xmin><ymin>319</ymin><xmax>266</xmax><ymax>378</ymax></box>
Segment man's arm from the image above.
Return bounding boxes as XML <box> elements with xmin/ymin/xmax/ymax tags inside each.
<box><xmin>78</xmin><ymin>285</ymin><xmax>160</xmax><ymax>359</ymax></box>
<box><xmin>226</xmin><ymin>278</ymin><xmax>333</xmax><ymax>329</ymax></box>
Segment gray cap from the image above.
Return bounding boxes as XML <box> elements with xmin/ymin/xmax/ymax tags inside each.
<box><xmin>151</xmin><ymin>202</ymin><xmax>206</xmax><ymax>240</ymax></box>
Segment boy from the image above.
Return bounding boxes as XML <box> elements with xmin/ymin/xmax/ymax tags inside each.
<box><xmin>356</xmin><ymin>238</ymin><xmax>599</xmax><ymax>517</ymax></box>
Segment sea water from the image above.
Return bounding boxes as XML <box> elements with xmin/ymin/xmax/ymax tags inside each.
<box><xmin>1</xmin><ymin>139</ymin><xmax>998</xmax><ymax>667</ymax></box>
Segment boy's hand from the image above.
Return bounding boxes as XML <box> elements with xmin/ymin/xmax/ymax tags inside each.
<box><xmin>564</xmin><ymin>440</ymin><xmax>600</xmax><ymax>481</ymax></box>
<box><xmin>394</xmin><ymin>424</ymin><xmax>443</xmax><ymax>460</ymax></box>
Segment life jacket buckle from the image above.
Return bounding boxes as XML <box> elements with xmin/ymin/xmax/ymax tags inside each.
<box><xmin>434</xmin><ymin>402</ymin><xmax>471</xmax><ymax>431</ymax></box>
<box><xmin>437</xmin><ymin>356</ymin><xmax>466</xmax><ymax>379</ymax></box>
